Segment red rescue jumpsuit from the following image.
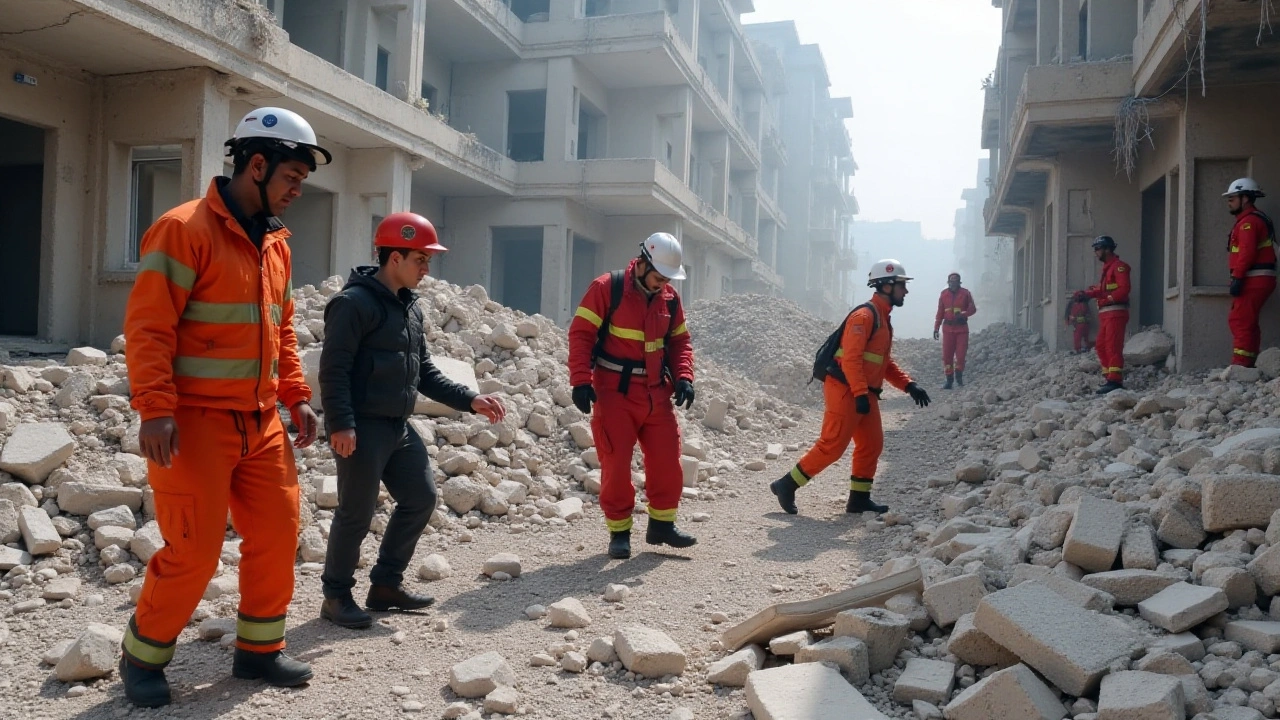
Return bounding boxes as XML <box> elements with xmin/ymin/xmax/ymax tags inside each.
<box><xmin>568</xmin><ymin>259</ymin><xmax>694</xmax><ymax>533</ymax></box>
<box><xmin>1228</xmin><ymin>209</ymin><xmax>1277</xmax><ymax>366</ymax></box>
<box><xmin>787</xmin><ymin>293</ymin><xmax>913</xmax><ymax>493</ymax></box>
<box><xmin>934</xmin><ymin>287</ymin><xmax>976</xmax><ymax>377</ymax></box>
<box><xmin>1083</xmin><ymin>255</ymin><xmax>1131</xmax><ymax>383</ymax></box>
<box><xmin>1066</xmin><ymin>298</ymin><xmax>1091</xmax><ymax>353</ymax></box>
<box><xmin>121</xmin><ymin>178</ymin><xmax>309</xmax><ymax>669</ymax></box>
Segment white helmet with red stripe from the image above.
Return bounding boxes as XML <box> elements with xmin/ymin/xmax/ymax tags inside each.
<box><xmin>867</xmin><ymin>259</ymin><xmax>912</xmax><ymax>287</ymax></box>
<box><xmin>640</xmin><ymin>232</ymin><xmax>687</xmax><ymax>280</ymax></box>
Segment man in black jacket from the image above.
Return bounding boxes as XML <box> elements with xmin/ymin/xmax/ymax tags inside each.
<box><xmin>318</xmin><ymin>212</ymin><xmax>505</xmax><ymax>628</ymax></box>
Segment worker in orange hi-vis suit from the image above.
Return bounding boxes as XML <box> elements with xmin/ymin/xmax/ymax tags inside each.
<box><xmin>1072</xmin><ymin>235</ymin><xmax>1131</xmax><ymax>395</ymax></box>
<box><xmin>932</xmin><ymin>272</ymin><xmax>977</xmax><ymax>389</ymax></box>
<box><xmin>1223</xmin><ymin>178</ymin><xmax>1277</xmax><ymax>367</ymax></box>
<box><xmin>1065</xmin><ymin>295</ymin><xmax>1092</xmax><ymax>354</ymax></box>
<box><xmin>770</xmin><ymin>260</ymin><xmax>931</xmax><ymax>517</ymax></box>
<box><xmin>118</xmin><ymin>108</ymin><xmax>332</xmax><ymax>708</ymax></box>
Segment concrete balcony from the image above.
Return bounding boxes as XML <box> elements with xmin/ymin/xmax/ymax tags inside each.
<box><xmin>428</xmin><ymin>0</ymin><xmax>525</xmax><ymax>61</ymax></box>
<box><xmin>761</xmin><ymin>125</ymin><xmax>787</xmax><ymax>165</ymax></box>
<box><xmin>733</xmin><ymin>258</ymin><xmax>783</xmax><ymax>290</ymax></box>
<box><xmin>1136</xmin><ymin>0</ymin><xmax>1280</xmax><ymax>96</ymax></box>
<box><xmin>751</xmin><ymin>188</ymin><xmax>786</xmax><ymax>227</ymax></box>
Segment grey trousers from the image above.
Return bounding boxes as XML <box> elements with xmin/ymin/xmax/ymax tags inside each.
<box><xmin>321</xmin><ymin>417</ymin><xmax>437</xmax><ymax>599</ymax></box>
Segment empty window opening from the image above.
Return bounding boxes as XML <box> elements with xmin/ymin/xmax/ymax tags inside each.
<box><xmin>571</xmin><ymin>234</ymin><xmax>599</xmax><ymax>304</ymax></box>
<box><xmin>510</xmin><ymin>0</ymin><xmax>550</xmax><ymax>22</ymax></box>
<box><xmin>0</xmin><ymin>116</ymin><xmax>45</xmax><ymax>336</ymax></box>
<box><xmin>281</xmin><ymin>0</ymin><xmax>345</xmax><ymax>68</ymax></box>
<box><xmin>1140</xmin><ymin>176</ymin><xmax>1166</xmax><ymax>327</ymax></box>
<box><xmin>376</xmin><ymin>46</ymin><xmax>391</xmax><ymax>91</ymax></box>
<box><xmin>130</xmin><ymin>146</ymin><xmax>183</xmax><ymax>265</ymax></box>
<box><xmin>577</xmin><ymin>98</ymin><xmax>606</xmax><ymax>160</ymax></box>
<box><xmin>585</xmin><ymin>0</ymin><xmax>611</xmax><ymax>17</ymax></box>
<box><xmin>421</xmin><ymin>83</ymin><xmax>439</xmax><ymax>113</ymax></box>
<box><xmin>507</xmin><ymin>90</ymin><xmax>547</xmax><ymax>162</ymax></box>
<box><xmin>491</xmin><ymin>227</ymin><xmax>544</xmax><ymax>315</ymax></box>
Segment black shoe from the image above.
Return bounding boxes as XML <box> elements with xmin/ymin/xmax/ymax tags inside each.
<box><xmin>608</xmin><ymin>530</ymin><xmax>632</xmax><ymax>559</ymax></box>
<box><xmin>955</xmin><ymin>371</ymin><xmax>964</xmax><ymax>387</ymax></box>
<box><xmin>847</xmin><ymin>490</ymin><xmax>888</xmax><ymax>514</ymax></box>
<box><xmin>119</xmin><ymin>657</ymin><xmax>171</xmax><ymax>708</ymax></box>
<box><xmin>365</xmin><ymin>584</ymin><xmax>435</xmax><ymax>612</ymax></box>
<box><xmin>769</xmin><ymin>476</ymin><xmax>799</xmax><ymax>515</ymax></box>
<box><xmin>1095</xmin><ymin>381</ymin><xmax>1124</xmax><ymax>395</ymax></box>
<box><xmin>231</xmin><ymin>649</ymin><xmax>313</xmax><ymax>687</ymax></box>
<box><xmin>646</xmin><ymin>519</ymin><xmax>697</xmax><ymax>549</ymax></box>
<box><xmin>942</xmin><ymin>376</ymin><xmax>953</xmax><ymax>390</ymax></box>
<box><xmin>321</xmin><ymin>595</ymin><xmax>373</xmax><ymax>629</ymax></box>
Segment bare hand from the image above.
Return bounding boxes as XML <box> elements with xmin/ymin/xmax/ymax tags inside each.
<box><xmin>290</xmin><ymin>402</ymin><xmax>319</xmax><ymax>449</ymax></box>
<box><xmin>330</xmin><ymin>428</ymin><xmax>357</xmax><ymax>458</ymax></box>
<box><xmin>139</xmin><ymin>417</ymin><xmax>180</xmax><ymax>468</ymax></box>
<box><xmin>471</xmin><ymin>395</ymin><xmax>506</xmax><ymax>424</ymax></box>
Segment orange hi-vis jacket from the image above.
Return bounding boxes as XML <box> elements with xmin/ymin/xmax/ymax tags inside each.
<box><xmin>934</xmin><ymin>287</ymin><xmax>977</xmax><ymax>332</ymax></box>
<box><xmin>1229</xmin><ymin>209</ymin><xmax>1277</xmax><ymax>280</ymax></box>
<box><xmin>834</xmin><ymin>293</ymin><xmax>912</xmax><ymax>398</ymax></box>
<box><xmin>567</xmin><ymin>258</ymin><xmax>694</xmax><ymax>388</ymax></box>
<box><xmin>124</xmin><ymin>178</ymin><xmax>310</xmax><ymax>421</ymax></box>
<box><xmin>1084</xmin><ymin>256</ymin><xmax>1132</xmax><ymax>311</ymax></box>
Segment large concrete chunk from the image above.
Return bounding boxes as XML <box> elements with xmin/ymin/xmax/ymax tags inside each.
<box><xmin>1246</xmin><ymin>544</ymin><xmax>1280</xmax><ymax>596</ymax></box>
<box><xmin>1030</xmin><ymin>574</ymin><xmax>1115</xmax><ymax>612</ymax></box>
<box><xmin>1224</xmin><ymin>621</ymin><xmax>1280</xmax><ymax>654</ymax></box>
<box><xmin>946</xmin><ymin>612</ymin><xmax>1019</xmax><ymax>668</ymax></box>
<box><xmin>892</xmin><ymin>658</ymin><xmax>955</xmax><ymax>705</ymax></box>
<box><xmin>614</xmin><ymin>626</ymin><xmax>686</xmax><ymax>677</ymax></box>
<box><xmin>974</xmin><ymin>580</ymin><xmax>1140</xmax><ymax>696</ymax></box>
<box><xmin>1080</xmin><ymin>569</ymin><xmax>1183</xmax><ymax>606</ymax></box>
<box><xmin>18</xmin><ymin>505</ymin><xmax>61</xmax><ymax>555</ymax></box>
<box><xmin>56</xmin><ymin>482</ymin><xmax>143</xmax><ymax>516</ymax></box>
<box><xmin>834</xmin><ymin>608</ymin><xmax>910</xmax><ymax>673</ymax></box>
<box><xmin>1137</xmin><ymin>582</ymin><xmax>1228</xmax><ymax>633</ymax></box>
<box><xmin>0</xmin><ymin>498</ymin><xmax>20</xmax><ymax>544</ymax></box>
<box><xmin>922</xmin><ymin>574</ymin><xmax>987</xmax><ymax>629</ymax></box>
<box><xmin>1062</xmin><ymin>495</ymin><xmax>1127</xmax><ymax>573</ymax></box>
<box><xmin>745</xmin><ymin>664</ymin><xmax>888</xmax><ymax>720</ymax></box>
<box><xmin>414</xmin><ymin>357</ymin><xmax>479</xmax><ymax>416</ymax></box>
<box><xmin>1202</xmin><ymin>474</ymin><xmax>1280</xmax><ymax>533</ymax></box>
<box><xmin>795</xmin><ymin>635</ymin><xmax>869</xmax><ymax>685</ymax></box>
<box><xmin>0</xmin><ymin>423</ymin><xmax>75</xmax><ymax>484</ymax></box>
<box><xmin>1121</xmin><ymin>523</ymin><xmax>1160</xmax><ymax>570</ymax></box>
<box><xmin>1124</xmin><ymin>329</ymin><xmax>1174</xmax><ymax>366</ymax></box>
<box><xmin>1096</xmin><ymin>671</ymin><xmax>1184</xmax><ymax>720</ymax></box>
<box><xmin>55</xmin><ymin>623</ymin><xmax>124</xmax><ymax>682</ymax></box>
<box><xmin>448</xmin><ymin>652</ymin><xmax>515</xmax><ymax>698</ymax></box>
<box><xmin>0</xmin><ymin>545</ymin><xmax>33</xmax><ymax>570</ymax></box>
<box><xmin>705</xmin><ymin>645</ymin><xmax>764</xmax><ymax>688</ymax></box>
<box><xmin>943</xmin><ymin>663</ymin><xmax>1066</xmax><ymax>720</ymax></box>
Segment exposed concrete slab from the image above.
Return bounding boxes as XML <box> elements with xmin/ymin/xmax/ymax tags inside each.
<box><xmin>1137</xmin><ymin>582</ymin><xmax>1229</xmax><ymax>633</ymax></box>
<box><xmin>942</xmin><ymin>663</ymin><xmax>1066</xmax><ymax>720</ymax></box>
<box><xmin>892</xmin><ymin>658</ymin><xmax>955</xmax><ymax>705</ymax></box>
<box><xmin>946</xmin><ymin>612</ymin><xmax>1020</xmax><ymax>668</ymax></box>
<box><xmin>922</xmin><ymin>573</ymin><xmax>987</xmax><ymax>629</ymax></box>
<box><xmin>744</xmin><ymin>663</ymin><xmax>888</xmax><ymax>720</ymax></box>
<box><xmin>1062</xmin><ymin>495</ymin><xmax>1127</xmax><ymax>573</ymax></box>
<box><xmin>1080</xmin><ymin>569</ymin><xmax>1183</xmax><ymax>606</ymax></box>
<box><xmin>1224</xmin><ymin>621</ymin><xmax>1280</xmax><ymax>654</ymax></box>
<box><xmin>1096</xmin><ymin>670</ymin><xmax>1184</xmax><ymax>720</ymax></box>
<box><xmin>1029</xmin><ymin>573</ymin><xmax>1115</xmax><ymax>612</ymax></box>
<box><xmin>1201</xmin><ymin>474</ymin><xmax>1280</xmax><ymax>532</ymax></box>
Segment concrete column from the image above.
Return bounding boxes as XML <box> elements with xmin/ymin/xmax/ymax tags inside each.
<box><xmin>723</xmin><ymin>36</ymin><xmax>736</xmax><ymax>111</ymax></box>
<box><xmin>389</xmin><ymin>0</ymin><xmax>426</xmax><ymax>101</ymax></box>
<box><xmin>194</xmin><ymin>73</ymin><xmax>232</xmax><ymax>190</ymax></box>
<box><xmin>1059</xmin><ymin>0</ymin><xmax>1081</xmax><ymax>62</ymax></box>
<box><xmin>550</xmin><ymin>0</ymin><xmax>578</xmax><ymax>21</ymax></box>
<box><xmin>542</xmin><ymin>224</ymin><xmax>571</xmax><ymax>323</ymax></box>
<box><xmin>673</xmin><ymin>87</ymin><xmax>693</xmax><ymax>184</ymax></box>
<box><xmin>710</xmin><ymin>132</ymin><xmax>730</xmax><ymax>213</ymax></box>
<box><xmin>1037</xmin><ymin>0</ymin><xmax>1060</xmax><ymax>64</ymax></box>
<box><xmin>675</xmin><ymin>0</ymin><xmax>699</xmax><ymax>52</ymax></box>
<box><xmin>545</xmin><ymin>58</ymin><xmax>576</xmax><ymax>161</ymax></box>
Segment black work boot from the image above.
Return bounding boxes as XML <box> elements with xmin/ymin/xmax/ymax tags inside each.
<box><xmin>231</xmin><ymin>649</ymin><xmax>314</xmax><ymax>687</ymax></box>
<box><xmin>366</xmin><ymin>584</ymin><xmax>435</xmax><ymax>612</ymax></box>
<box><xmin>646</xmin><ymin>519</ymin><xmax>697</xmax><ymax>549</ymax></box>
<box><xmin>846</xmin><ymin>490</ymin><xmax>888</xmax><ymax>515</ymax></box>
<box><xmin>955</xmin><ymin>370</ymin><xmax>964</xmax><ymax>387</ymax></box>
<box><xmin>1095</xmin><ymin>380</ymin><xmax>1124</xmax><ymax>395</ymax></box>
<box><xmin>321</xmin><ymin>594</ymin><xmax>373</xmax><ymax>629</ymax></box>
<box><xmin>119</xmin><ymin>657</ymin><xmax>171</xmax><ymax>708</ymax></box>
<box><xmin>769</xmin><ymin>475</ymin><xmax>800</xmax><ymax>515</ymax></box>
<box><xmin>608</xmin><ymin>530</ymin><xmax>632</xmax><ymax>559</ymax></box>
<box><xmin>942</xmin><ymin>375</ymin><xmax>953</xmax><ymax>390</ymax></box>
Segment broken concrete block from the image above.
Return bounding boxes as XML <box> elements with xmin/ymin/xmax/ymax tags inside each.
<box><xmin>55</xmin><ymin>483</ymin><xmax>143</xmax><ymax>516</ymax></box>
<box><xmin>314</xmin><ymin>475</ymin><xmax>338</xmax><ymax>509</ymax></box>
<box><xmin>86</xmin><ymin>505</ymin><xmax>136</xmax><ymax>532</ymax></box>
<box><xmin>705</xmin><ymin>645</ymin><xmax>764</xmax><ymax>687</ymax></box>
<box><xmin>767</xmin><ymin>630</ymin><xmax>812</xmax><ymax>656</ymax></box>
<box><xmin>1062</xmin><ymin>495</ymin><xmax>1127</xmax><ymax>573</ymax></box>
<box><xmin>547</xmin><ymin>598</ymin><xmax>592</xmax><ymax>629</ymax></box>
<box><xmin>1157</xmin><ymin>501</ymin><xmax>1206</xmax><ymax>550</ymax></box>
<box><xmin>614</xmin><ymin>626</ymin><xmax>686</xmax><ymax>678</ymax></box>
<box><xmin>885</xmin><ymin>591</ymin><xmax>932</xmax><ymax>633</ymax></box>
<box><xmin>0</xmin><ymin>498</ymin><xmax>19</xmax><ymax>545</ymax></box>
<box><xmin>745</xmin><ymin>663</ymin><xmax>888</xmax><ymax>720</ymax></box>
<box><xmin>946</xmin><ymin>612</ymin><xmax>1019</xmax><ymax>668</ymax></box>
<box><xmin>1080</xmin><ymin>569</ymin><xmax>1183</xmax><ymax>606</ymax></box>
<box><xmin>130</xmin><ymin>521</ymin><xmax>165</xmax><ymax>564</ymax></box>
<box><xmin>54</xmin><ymin>623</ymin><xmax>124</xmax><ymax>682</ymax></box>
<box><xmin>833</xmin><ymin>607</ymin><xmax>910</xmax><ymax>673</ymax></box>
<box><xmin>1096</xmin><ymin>671</ymin><xmax>1184</xmax><ymax>720</ymax></box>
<box><xmin>41</xmin><ymin>576</ymin><xmax>80</xmax><ymax>601</ymax></box>
<box><xmin>892</xmin><ymin>658</ymin><xmax>955</xmax><ymax>705</ymax></box>
<box><xmin>1202</xmin><ymin>474</ymin><xmax>1280</xmax><ymax>533</ymax></box>
<box><xmin>1147</xmin><ymin>632</ymin><xmax>1206</xmax><ymax>662</ymax></box>
<box><xmin>0</xmin><ymin>545</ymin><xmax>33</xmax><ymax>571</ymax></box>
<box><xmin>1121</xmin><ymin>523</ymin><xmax>1160</xmax><ymax>570</ymax></box>
<box><xmin>1137</xmin><ymin>582</ymin><xmax>1229</xmax><ymax>633</ymax></box>
<box><xmin>0</xmin><ymin>423</ymin><xmax>75</xmax><ymax>484</ymax></box>
<box><xmin>680</xmin><ymin>456</ymin><xmax>699</xmax><ymax>488</ymax></box>
<box><xmin>18</xmin><ymin>505</ymin><xmax>61</xmax><ymax>555</ymax></box>
<box><xmin>922</xmin><ymin>573</ymin><xmax>987</xmax><ymax>629</ymax></box>
<box><xmin>448</xmin><ymin>652</ymin><xmax>515</xmax><ymax>698</ymax></box>
<box><xmin>1124</xmin><ymin>329</ymin><xmax>1174</xmax><ymax>366</ymax></box>
<box><xmin>1030</xmin><ymin>574</ymin><xmax>1115</xmax><ymax>612</ymax></box>
<box><xmin>974</xmin><ymin>581</ymin><xmax>1139</xmax><ymax>696</ymax></box>
<box><xmin>1224</xmin><ymin>621</ymin><xmax>1280</xmax><ymax>654</ymax></box>
<box><xmin>942</xmin><ymin>663</ymin><xmax>1066</xmax><ymax>720</ymax></box>
<box><xmin>702</xmin><ymin>398</ymin><xmax>729</xmax><ymax>431</ymax></box>
<box><xmin>1133</xmin><ymin>651</ymin><xmax>1196</xmax><ymax>676</ymax></box>
<box><xmin>1247</xmin><ymin>544</ymin><xmax>1280</xmax><ymax>596</ymax></box>
<box><xmin>795</xmin><ymin>635</ymin><xmax>869</xmax><ymax>685</ymax></box>
<box><xmin>1031</xmin><ymin>505</ymin><xmax>1075</xmax><ymax>550</ymax></box>
<box><xmin>1200</xmin><ymin>566</ymin><xmax>1257</xmax><ymax>609</ymax></box>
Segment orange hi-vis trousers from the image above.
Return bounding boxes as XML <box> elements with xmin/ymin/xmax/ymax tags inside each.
<box><xmin>123</xmin><ymin>405</ymin><xmax>300</xmax><ymax>669</ymax></box>
<box><xmin>789</xmin><ymin>378</ymin><xmax>884</xmax><ymax>491</ymax></box>
<box><xmin>941</xmin><ymin>326</ymin><xmax>969</xmax><ymax>376</ymax></box>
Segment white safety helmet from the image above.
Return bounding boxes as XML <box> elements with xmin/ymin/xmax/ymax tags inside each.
<box><xmin>867</xmin><ymin>259</ymin><xmax>912</xmax><ymax>287</ymax></box>
<box><xmin>640</xmin><ymin>232</ymin><xmax>687</xmax><ymax>280</ymax></box>
<box><xmin>1223</xmin><ymin>178</ymin><xmax>1265</xmax><ymax>198</ymax></box>
<box><xmin>226</xmin><ymin>107</ymin><xmax>332</xmax><ymax>169</ymax></box>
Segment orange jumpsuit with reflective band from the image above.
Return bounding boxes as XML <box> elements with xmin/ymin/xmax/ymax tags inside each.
<box><xmin>1066</xmin><ymin>298</ymin><xmax>1091</xmax><ymax>352</ymax></box>
<box><xmin>121</xmin><ymin>178</ymin><xmax>308</xmax><ymax>669</ymax></box>
<box><xmin>791</xmin><ymin>293</ymin><xmax>912</xmax><ymax>492</ymax></box>
<box><xmin>1228</xmin><ymin>209</ymin><xmax>1277</xmax><ymax>366</ymax></box>
<box><xmin>568</xmin><ymin>259</ymin><xmax>694</xmax><ymax>532</ymax></box>
<box><xmin>934</xmin><ymin>287</ymin><xmax>976</xmax><ymax>376</ymax></box>
<box><xmin>1084</xmin><ymin>256</ymin><xmax>1131</xmax><ymax>383</ymax></box>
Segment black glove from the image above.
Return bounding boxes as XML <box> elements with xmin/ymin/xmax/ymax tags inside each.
<box><xmin>572</xmin><ymin>385</ymin><xmax>596</xmax><ymax>414</ymax></box>
<box><xmin>1072</xmin><ymin>290</ymin><xmax>1086</xmax><ymax>302</ymax></box>
<box><xmin>673</xmin><ymin>379</ymin><xmax>695</xmax><ymax>409</ymax></box>
<box><xmin>932</xmin><ymin>329</ymin><xmax>940</xmax><ymax>341</ymax></box>
<box><xmin>854</xmin><ymin>394</ymin><xmax>871</xmax><ymax>415</ymax></box>
<box><xmin>905</xmin><ymin>382</ymin><xmax>931</xmax><ymax>408</ymax></box>
<box><xmin>1230</xmin><ymin>277</ymin><xmax>1245</xmax><ymax>297</ymax></box>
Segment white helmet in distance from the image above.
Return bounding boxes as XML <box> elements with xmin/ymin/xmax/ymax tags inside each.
<box><xmin>1223</xmin><ymin>177</ymin><xmax>1265</xmax><ymax>198</ymax></box>
<box><xmin>640</xmin><ymin>232</ymin><xmax>687</xmax><ymax>280</ymax></box>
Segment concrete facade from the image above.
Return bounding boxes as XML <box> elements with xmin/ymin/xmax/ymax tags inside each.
<box><xmin>0</xmin><ymin>0</ymin><xmax>858</xmax><ymax>347</ymax></box>
<box><xmin>954</xmin><ymin>158</ymin><xmax>1015</xmax><ymax>330</ymax></box>
<box><xmin>982</xmin><ymin>0</ymin><xmax>1280</xmax><ymax>370</ymax></box>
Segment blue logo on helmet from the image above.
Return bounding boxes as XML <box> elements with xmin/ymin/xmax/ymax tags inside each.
<box><xmin>262</xmin><ymin>114</ymin><xmax>278</xmax><ymax>128</ymax></box>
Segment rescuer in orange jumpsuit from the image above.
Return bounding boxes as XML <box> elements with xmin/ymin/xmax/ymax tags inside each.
<box><xmin>118</xmin><ymin>108</ymin><xmax>330</xmax><ymax>707</ymax></box>
<box><xmin>932</xmin><ymin>272</ymin><xmax>977</xmax><ymax>389</ymax></box>
<box><xmin>770</xmin><ymin>259</ymin><xmax>930</xmax><ymax>516</ymax></box>
<box><xmin>1071</xmin><ymin>235</ymin><xmax>1131</xmax><ymax>394</ymax></box>
<box><xmin>1065</xmin><ymin>296</ymin><xmax>1092</xmax><ymax>354</ymax></box>
<box><xmin>1223</xmin><ymin>178</ymin><xmax>1276</xmax><ymax>367</ymax></box>
<box><xmin>567</xmin><ymin>233</ymin><xmax>697</xmax><ymax>560</ymax></box>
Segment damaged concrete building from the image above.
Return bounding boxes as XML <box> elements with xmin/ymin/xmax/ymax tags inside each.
<box><xmin>982</xmin><ymin>0</ymin><xmax>1280</xmax><ymax>370</ymax></box>
<box><xmin>0</xmin><ymin>0</ymin><xmax>858</xmax><ymax>347</ymax></box>
<box><xmin>954</xmin><ymin>158</ymin><xmax>1015</xmax><ymax>330</ymax></box>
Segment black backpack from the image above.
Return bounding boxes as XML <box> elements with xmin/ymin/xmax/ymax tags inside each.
<box><xmin>592</xmin><ymin>269</ymin><xmax>680</xmax><ymax>362</ymax></box>
<box><xmin>811</xmin><ymin>302</ymin><xmax>879</xmax><ymax>385</ymax></box>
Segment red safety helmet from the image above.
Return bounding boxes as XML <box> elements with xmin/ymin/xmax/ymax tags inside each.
<box><xmin>374</xmin><ymin>212</ymin><xmax>448</xmax><ymax>253</ymax></box>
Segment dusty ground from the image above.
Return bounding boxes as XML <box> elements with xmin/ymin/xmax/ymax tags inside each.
<box><xmin>5</xmin><ymin>361</ymin><xmax>967</xmax><ymax>720</ymax></box>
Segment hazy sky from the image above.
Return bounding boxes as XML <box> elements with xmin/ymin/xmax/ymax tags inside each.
<box><xmin>745</xmin><ymin>0</ymin><xmax>1002</xmax><ymax>240</ymax></box>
